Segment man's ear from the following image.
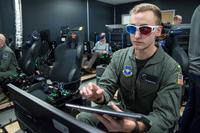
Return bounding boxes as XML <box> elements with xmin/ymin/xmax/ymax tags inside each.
<box><xmin>155</xmin><ymin>26</ymin><xmax>162</xmax><ymax>37</ymax></box>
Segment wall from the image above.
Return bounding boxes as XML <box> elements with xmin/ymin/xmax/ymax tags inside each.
<box><xmin>0</xmin><ymin>15</ymin><xmax>2</xmax><ymax>33</ymax></box>
<box><xmin>22</xmin><ymin>0</ymin><xmax>87</xmax><ymax>42</ymax></box>
<box><xmin>89</xmin><ymin>0</ymin><xmax>114</xmax><ymax>41</ymax></box>
<box><xmin>115</xmin><ymin>0</ymin><xmax>200</xmax><ymax>24</ymax></box>
<box><xmin>0</xmin><ymin>0</ymin><xmax>114</xmax><ymax>43</ymax></box>
<box><xmin>0</xmin><ymin>0</ymin><xmax>15</xmax><ymax>38</ymax></box>
<box><xmin>1</xmin><ymin>0</ymin><xmax>198</xmax><ymax>43</ymax></box>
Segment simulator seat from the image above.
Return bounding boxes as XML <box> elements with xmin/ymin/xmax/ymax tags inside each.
<box><xmin>166</xmin><ymin>24</ymin><xmax>190</xmax><ymax>75</ymax></box>
<box><xmin>27</xmin><ymin>43</ymin><xmax>84</xmax><ymax>107</ymax></box>
<box><xmin>49</xmin><ymin>43</ymin><xmax>83</xmax><ymax>91</ymax></box>
<box><xmin>18</xmin><ymin>31</ymin><xmax>41</xmax><ymax>75</ymax></box>
<box><xmin>1</xmin><ymin>31</ymin><xmax>45</xmax><ymax>91</ymax></box>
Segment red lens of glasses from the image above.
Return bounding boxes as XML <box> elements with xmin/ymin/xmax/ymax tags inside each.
<box><xmin>139</xmin><ymin>26</ymin><xmax>152</xmax><ymax>35</ymax></box>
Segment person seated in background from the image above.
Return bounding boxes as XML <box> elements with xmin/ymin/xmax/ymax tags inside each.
<box><xmin>93</xmin><ymin>32</ymin><xmax>110</xmax><ymax>54</ymax></box>
<box><xmin>0</xmin><ymin>33</ymin><xmax>18</xmax><ymax>102</ymax></box>
<box><xmin>173</xmin><ymin>15</ymin><xmax>182</xmax><ymax>25</ymax></box>
<box><xmin>82</xmin><ymin>32</ymin><xmax>110</xmax><ymax>71</ymax></box>
<box><xmin>66</xmin><ymin>32</ymin><xmax>79</xmax><ymax>49</ymax></box>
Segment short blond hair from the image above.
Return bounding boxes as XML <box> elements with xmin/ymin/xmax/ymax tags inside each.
<box><xmin>129</xmin><ymin>3</ymin><xmax>161</xmax><ymax>25</ymax></box>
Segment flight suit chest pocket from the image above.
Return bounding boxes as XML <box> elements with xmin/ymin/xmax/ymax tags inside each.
<box><xmin>1</xmin><ymin>53</ymin><xmax>9</xmax><ymax>62</ymax></box>
<box><xmin>137</xmin><ymin>73</ymin><xmax>159</xmax><ymax>97</ymax></box>
<box><xmin>120</xmin><ymin>75</ymin><xmax>134</xmax><ymax>94</ymax></box>
<box><xmin>0</xmin><ymin>53</ymin><xmax>10</xmax><ymax>70</ymax></box>
<box><xmin>120</xmin><ymin>75</ymin><xmax>136</xmax><ymax>105</ymax></box>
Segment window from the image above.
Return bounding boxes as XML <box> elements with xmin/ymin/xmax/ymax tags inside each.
<box><xmin>121</xmin><ymin>14</ymin><xmax>130</xmax><ymax>24</ymax></box>
<box><xmin>161</xmin><ymin>10</ymin><xmax>175</xmax><ymax>24</ymax></box>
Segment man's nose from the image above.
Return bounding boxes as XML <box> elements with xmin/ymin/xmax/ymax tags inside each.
<box><xmin>134</xmin><ymin>30</ymin><xmax>141</xmax><ymax>39</ymax></box>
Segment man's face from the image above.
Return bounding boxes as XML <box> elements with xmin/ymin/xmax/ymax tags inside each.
<box><xmin>100</xmin><ymin>37</ymin><xmax>106</xmax><ymax>43</ymax></box>
<box><xmin>129</xmin><ymin>11</ymin><xmax>161</xmax><ymax>51</ymax></box>
<box><xmin>0</xmin><ymin>35</ymin><xmax>6</xmax><ymax>48</ymax></box>
<box><xmin>174</xmin><ymin>17</ymin><xmax>182</xmax><ymax>25</ymax></box>
<box><xmin>71</xmin><ymin>33</ymin><xmax>77</xmax><ymax>39</ymax></box>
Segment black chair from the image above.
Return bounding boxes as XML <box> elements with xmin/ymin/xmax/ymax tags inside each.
<box><xmin>49</xmin><ymin>43</ymin><xmax>83</xmax><ymax>92</ymax></box>
<box><xmin>166</xmin><ymin>24</ymin><xmax>190</xmax><ymax>76</ymax></box>
<box><xmin>18</xmin><ymin>31</ymin><xmax>41</xmax><ymax>75</ymax></box>
<box><xmin>27</xmin><ymin>43</ymin><xmax>84</xmax><ymax>106</ymax></box>
<box><xmin>5</xmin><ymin>31</ymin><xmax>47</xmax><ymax>91</ymax></box>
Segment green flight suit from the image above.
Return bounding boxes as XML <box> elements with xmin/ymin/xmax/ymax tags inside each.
<box><xmin>78</xmin><ymin>45</ymin><xmax>182</xmax><ymax>133</ymax></box>
<box><xmin>0</xmin><ymin>45</ymin><xmax>18</xmax><ymax>82</ymax></box>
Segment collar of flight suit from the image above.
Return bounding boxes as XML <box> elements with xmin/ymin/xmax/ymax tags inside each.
<box><xmin>0</xmin><ymin>45</ymin><xmax>6</xmax><ymax>51</ymax></box>
<box><xmin>127</xmin><ymin>44</ymin><xmax>165</xmax><ymax>65</ymax></box>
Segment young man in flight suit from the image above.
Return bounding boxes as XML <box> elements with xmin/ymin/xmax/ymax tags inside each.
<box><xmin>0</xmin><ymin>33</ymin><xmax>18</xmax><ymax>101</ymax></box>
<box><xmin>78</xmin><ymin>3</ymin><xmax>183</xmax><ymax>133</ymax></box>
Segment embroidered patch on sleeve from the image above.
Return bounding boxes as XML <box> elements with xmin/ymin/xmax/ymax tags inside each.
<box><xmin>177</xmin><ymin>73</ymin><xmax>184</xmax><ymax>86</ymax></box>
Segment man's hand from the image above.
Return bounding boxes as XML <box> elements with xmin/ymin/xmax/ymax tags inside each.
<box><xmin>95</xmin><ymin>102</ymin><xmax>137</xmax><ymax>132</ymax></box>
<box><xmin>80</xmin><ymin>82</ymin><xmax>104</xmax><ymax>103</ymax></box>
<box><xmin>102</xmin><ymin>50</ymin><xmax>107</xmax><ymax>54</ymax></box>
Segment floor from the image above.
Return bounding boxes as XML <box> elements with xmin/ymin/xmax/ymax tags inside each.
<box><xmin>0</xmin><ymin>78</ymin><xmax>96</xmax><ymax>133</ymax></box>
<box><xmin>0</xmin><ymin>108</ymin><xmax>22</xmax><ymax>133</ymax></box>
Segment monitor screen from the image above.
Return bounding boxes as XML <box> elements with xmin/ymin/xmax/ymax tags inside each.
<box><xmin>8</xmin><ymin>84</ymin><xmax>104</xmax><ymax>133</ymax></box>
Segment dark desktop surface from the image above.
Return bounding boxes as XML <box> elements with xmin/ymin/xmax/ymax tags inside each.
<box><xmin>8</xmin><ymin>83</ymin><xmax>104</xmax><ymax>133</ymax></box>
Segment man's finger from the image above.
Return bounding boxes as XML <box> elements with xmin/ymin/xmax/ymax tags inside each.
<box><xmin>80</xmin><ymin>87</ymin><xmax>87</xmax><ymax>94</ymax></box>
<box><xmin>111</xmin><ymin>102</ymin><xmax>123</xmax><ymax>112</ymax></box>
<box><xmin>103</xmin><ymin>114</ymin><xmax>114</xmax><ymax>122</ymax></box>
<box><xmin>80</xmin><ymin>87</ymin><xmax>87</xmax><ymax>96</ymax></box>
<box><xmin>80</xmin><ymin>89</ymin><xmax>83</xmax><ymax>95</ymax></box>
<box><xmin>91</xmin><ymin>83</ymin><xmax>104</xmax><ymax>92</ymax></box>
<box><xmin>103</xmin><ymin>114</ymin><xmax>120</xmax><ymax>127</ymax></box>
<box><xmin>87</xmin><ymin>82</ymin><xmax>98</xmax><ymax>92</ymax></box>
<box><xmin>88</xmin><ymin>83</ymin><xmax>104</xmax><ymax>95</ymax></box>
<box><xmin>96</xmin><ymin>88</ymin><xmax>104</xmax><ymax>95</ymax></box>
<box><xmin>95</xmin><ymin>114</ymin><xmax>111</xmax><ymax>130</ymax></box>
<box><xmin>85</xmin><ymin>88</ymin><xmax>92</xmax><ymax>96</ymax></box>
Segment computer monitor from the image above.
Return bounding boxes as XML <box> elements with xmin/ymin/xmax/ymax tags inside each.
<box><xmin>169</xmin><ymin>24</ymin><xmax>190</xmax><ymax>54</ymax></box>
<box><xmin>7</xmin><ymin>84</ymin><xmax>104</xmax><ymax>133</ymax></box>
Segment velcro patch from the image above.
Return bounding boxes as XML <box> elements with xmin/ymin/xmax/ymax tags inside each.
<box><xmin>177</xmin><ymin>74</ymin><xmax>184</xmax><ymax>86</ymax></box>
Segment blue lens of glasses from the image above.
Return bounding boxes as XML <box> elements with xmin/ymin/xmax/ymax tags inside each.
<box><xmin>126</xmin><ymin>25</ymin><xmax>136</xmax><ymax>34</ymax></box>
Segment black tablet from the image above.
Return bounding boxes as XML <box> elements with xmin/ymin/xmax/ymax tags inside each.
<box><xmin>65</xmin><ymin>103</ymin><xmax>151</xmax><ymax>127</ymax></box>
